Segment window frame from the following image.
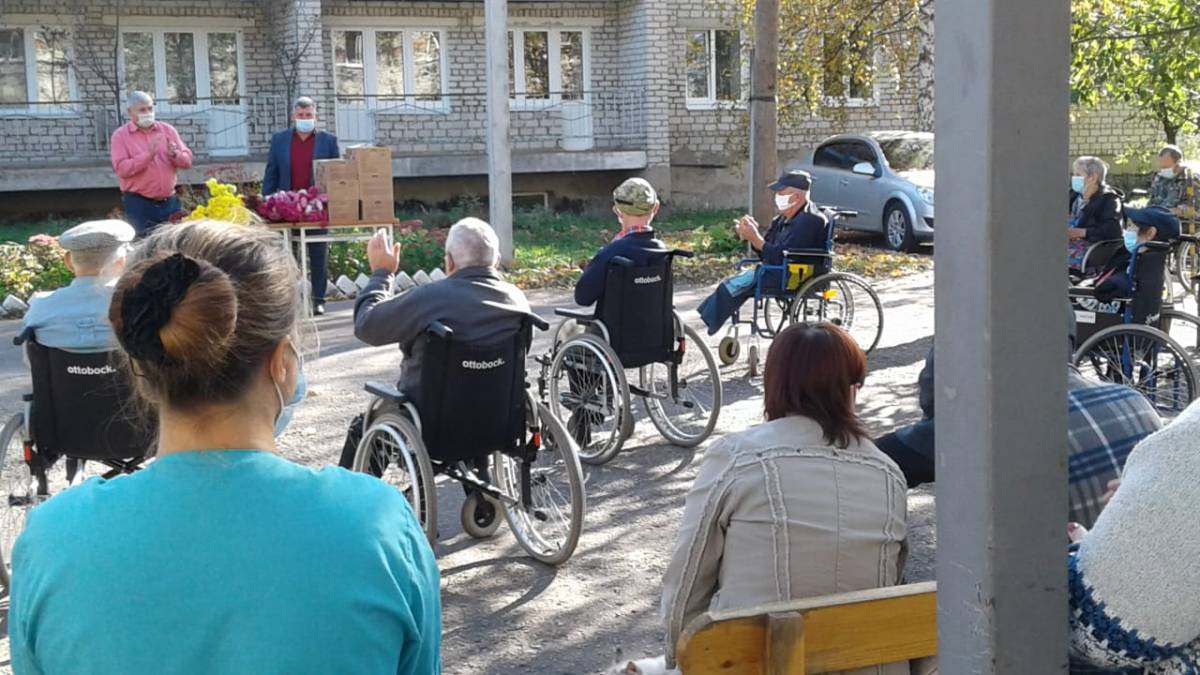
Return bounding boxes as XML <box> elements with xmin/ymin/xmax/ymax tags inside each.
<box><xmin>0</xmin><ymin>24</ymin><xmax>79</xmax><ymax>115</ymax></box>
<box><xmin>684</xmin><ymin>28</ymin><xmax>746</xmax><ymax>111</ymax></box>
<box><xmin>117</xmin><ymin>27</ymin><xmax>246</xmax><ymax>113</ymax></box>
<box><xmin>820</xmin><ymin>39</ymin><xmax>878</xmax><ymax>108</ymax></box>
<box><xmin>329</xmin><ymin>27</ymin><xmax>451</xmax><ymax>115</ymax></box>
<box><xmin>507</xmin><ymin>27</ymin><xmax>592</xmax><ymax>111</ymax></box>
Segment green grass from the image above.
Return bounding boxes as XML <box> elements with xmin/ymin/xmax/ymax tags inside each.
<box><xmin>0</xmin><ymin>217</ymin><xmax>76</xmax><ymax>244</ymax></box>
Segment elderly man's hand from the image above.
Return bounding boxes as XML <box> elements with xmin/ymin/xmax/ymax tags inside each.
<box><xmin>736</xmin><ymin>215</ymin><xmax>765</xmax><ymax>250</ymax></box>
<box><xmin>367</xmin><ymin>229</ymin><xmax>401</xmax><ymax>274</ymax></box>
<box><xmin>1067</xmin><ymin>227</ymin><xmax>1088</xmax><ymax>240</ymax></box>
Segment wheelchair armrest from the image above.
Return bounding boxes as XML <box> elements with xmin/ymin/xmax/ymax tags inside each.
<box><xmin>528</xmin><ymin>314</ymin><xmax>550</xmax><ymax>332</ymax></box>
<box><xmin>554</xmin><ymin>307</ymin><xmax>597</xmax><ymax>323</ymax></box>
<box><xmin>427</xmin><ymin>321</ymin><xmax>453</xmax><ymax>339</ymax></box>
<box><xmin>365</xmin><ymin>381</ymin><xmax>409</xmax><ymax>404</ymax></box>
<box><xmin>1180</xmin><ymin>233</ymin><xmax>1200</xmax><ymax>244</ymax></box>
<box><xmin>13</xmin><ymin>327</ymin><xmax>34</xmax><ymax>346</ymax></box>
<box><xmin>670</xmin><ymin>249</ymin><xmax>695</xmax><ymax>259</ymax></box>
<box><xmin>735</xmin><ymin>257</ymin><xmax>760</xmax><ymax>270</ymax></box>
<box><xmin>1143</xmin><ymin>241</ymin><xmax>1172</xmax><ymax>252</ymax></box>
<box><xmin>783</xmin><ymin>248</ymin><xmax>833</xmax><ymax>259</ymax></box>
<box><xmin>829</xmin><ymin>209</ymin><xmax>859</xmax><ymax>221</ymax></box>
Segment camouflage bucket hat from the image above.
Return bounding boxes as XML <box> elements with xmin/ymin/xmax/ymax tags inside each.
<box><xmin>613</xmin><ymin>178</ymin><xmax>658</xmax><ymax>216</ymax></box>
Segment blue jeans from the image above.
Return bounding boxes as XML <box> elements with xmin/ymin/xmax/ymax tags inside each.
<box><xmin>1124</xmin><ymin>205</ymin><xmax>1180</xmax><ymax>241</ymax></box>
<box><xmin>121</xmin><ymin>193</ymin><xmax>181</xmax><ymax>238</ymax></box>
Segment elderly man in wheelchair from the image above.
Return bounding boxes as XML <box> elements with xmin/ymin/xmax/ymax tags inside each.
<box><xmin>1070</xmin><ymin>218</ymin><xmax>1200</xmax><ymax>417</ymax></box>
<box><xmin>538</xmin><ymin>178</ymin><xmax>722</xmax><ymax>467</ymax></box>
<box><xmin>344</xmin><ymin>218</ymin><xmax>585</xmax><ymax>565</ymax></box>
<box><xmin>697</xmin><ymin>171</ymin><xmax>884</xmax><ymax>372</ymax></box>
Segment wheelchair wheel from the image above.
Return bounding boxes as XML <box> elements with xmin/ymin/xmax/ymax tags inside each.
<box><xmin>760</xmin><ymin>297</ymin><xmax>792</xmax><ymax>338</ymax></box>
<box><xmin>460</xmin><ymin>490</ymin><xmax>502</xmax><ymax>539</ymax></box>
<box><xmin>791</xmin><ymin>273</ymin><xmax>884</xmax><ymax>354</ymax></box>
<box><xmin>1162</xmin><ymin>309</ymin><xmax>1200</xmax><ymax>359</ymax></box>
<box><xmin>0</xmin><ymin>414</ymin><xmax>36</xmax><ymax>591</ymax></box>
<box><xmin>1176</xmin><ymin>239</ymin><xmax>1199</xmax><ymax>297</ymax></box>
<box><xmin>1073</xmin><ymin>324</ymin><xmax>1199</xmax><ymax>418</ymax></box>
<box><xmin>494</xmin><ymin>399</ymin><xmax>586</xmax><ymax>565</ymax></box>
<box><xmin>547</xmin><ymin>333</ymin><xmax>630</xmax><ymax>466</ymax></box>
<box><xmin>717</xmin><ymin>336</ymin><xmax>740</xmax><ymax>365</ymax></box>
<box><xmin>640</xmin><ymin>323</ymin><xmax>723</xmax><ymax>447</ymax></box>
<box><xmin>354</xmin><ymin>410</ymin><xmax>439</xmax><ymax>547</ymax></box>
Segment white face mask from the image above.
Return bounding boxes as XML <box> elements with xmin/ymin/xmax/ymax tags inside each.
<box><xmin>1160</xmin><ymin>168</ymin><xmax>1177</xmax><ymax>179</ymax></box>
<box><xmin>136</xmin><ymin>111</ymin><xmax>155</xmax><ymax>128</ymax></box>
<box><xmin>774</xmin><ymin>194</ymin><xmax>793</xmax><ymax>212</ymax></box>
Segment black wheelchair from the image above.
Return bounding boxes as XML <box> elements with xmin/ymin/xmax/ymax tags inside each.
<box><xmin>0</xmin><ymin>329</ymin><xmax>152</xmax><ymax>589</ymax></box>
<box><xmin>351</xmin><ymin>315</ymin><xmax>586</xmax><ymax>566</ymax></box>
<box><xmin>538</xmin><ymin>249</ymin><xmax>722</xmax><ymax>466</ymax></box>
<box><xmin>1071</xmin><ymin>241</ymin><xmax>1200</xmax><ymax>417</ymax></box>
<box><xmin>717</xmin><ymin>209</ymin><xmax>884</xmax><ymax>374</ymax></box>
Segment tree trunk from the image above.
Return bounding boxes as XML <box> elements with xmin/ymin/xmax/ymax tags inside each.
<box><xmin>914</xmin><ymin>0</ymin><xmax>935</xmax><ymax>132</ymax></box>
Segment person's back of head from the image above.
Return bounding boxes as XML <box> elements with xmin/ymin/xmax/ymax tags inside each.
<box><xmin>108</xmin><ymin>220</ymin><xmax>303</xmax><ymax>418</ymax></box>
<box><xmin>58</xmin><ymin>219</ymin><xmax>136</xmax><ymax>279</ymax></box>
<box><xmin>763</xmin><ymin>322</ymin><xmax>868</xmax><ymax>448</ymax></box>
<box><xmin>612</xmin><ymin>177</ymin><xmax>660</xmax><ymax>233</ymax></box>
<box><xmin>444</xmin><ymin>217</ymin><xmax>501</xmax><ymax>274</ymax></box>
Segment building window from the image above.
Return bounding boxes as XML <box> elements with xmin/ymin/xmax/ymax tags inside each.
<box><xmin>822</xmin><ymin>38</ymin><xmax>875</xmax><ymax>104</ymax></box>
<box><xmin>508</xmin><ymin>28</ymin><xmax>590</xmax><ymax>106</ymax></box>
<box><xmin>0</xmin><ymin>27</ymin><xmax>74</xmax><ymax>108</ymax></box>
<box><xmin>332</xmin><ymin>28</ymin><xmax>447</xmax><ymax>111</ymax></box>
<box><xmin>685</xmin><ymin>29</ymin><xmax>742</xmax><ymax>109</ymax></box>
<box><xmin>121</xmin><ymin>29</ymin><xmax>243</xmax><ymax>106</ymax></box>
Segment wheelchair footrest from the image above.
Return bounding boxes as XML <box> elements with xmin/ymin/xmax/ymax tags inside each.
<box><xmin>365</xmin><ymin>381</ymin><xmax>409</xmax><ymax>403</ymax></box>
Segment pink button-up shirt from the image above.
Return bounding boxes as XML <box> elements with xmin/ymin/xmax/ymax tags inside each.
<box><xmin>109</xmin><ymin>121</ymin><xmax>194</xmax><ymax>199</ymax></box>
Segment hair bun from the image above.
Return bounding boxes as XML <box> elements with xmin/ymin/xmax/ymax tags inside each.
<box><xmin>118</xmin><ymin>253</ymin><xmax>202</xmax><ymax>365</ymax></box>
<box><xmin>113</xmin><ymin>252</ymin><xmax>238</xmax><ymax>372</ymax></box>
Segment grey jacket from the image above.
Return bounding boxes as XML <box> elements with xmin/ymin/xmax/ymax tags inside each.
<box><xmin>353</xmin><ymin>266</ymin><xmax>532</xmax><ymax>393</ymax></box>
<box><xmin>661</xmin><ymin>415</ymin><xmax>909</xmax><ymax>673</ymax></box>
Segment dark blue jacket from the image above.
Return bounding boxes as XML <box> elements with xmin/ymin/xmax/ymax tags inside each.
<box><xmin>759</xmin><ymin>201</ymin><xmax>831</xmax><ymax>264</ymax></box>
<box><xmin>262</xmin><ymin>129</ymin><xmax>340</xmax><ymax>195</ymax></box>
<box><xmin>574</xmin><ymin>231</ymin><xmax>671</xmax><ymax>306</ymax></box>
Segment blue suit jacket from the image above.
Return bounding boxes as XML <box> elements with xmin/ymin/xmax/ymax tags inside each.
<box><xmin>262</xmin><ymin>129</ymin><xmax>340</xmax><ymax>195</ymax></box>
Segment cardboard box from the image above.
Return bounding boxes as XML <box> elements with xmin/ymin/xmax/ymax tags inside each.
<box><xmin>346</xmin><ymin>146</ymin><xmax>392</xmax><ymax>178</ymax></box>
<box><xmin>360</xmin><ymin>195</ymin><xmax>394</xmax><ymax>222</ymax></box>
<box><xmin>315</xmin><ymin>160</ymin><xmax>361</xmax><ymax>203</ymax></box>
<box><xmin>326</xmin><ymin>198</ymin><xmax>359</xmax><ymax>223</ymax></box>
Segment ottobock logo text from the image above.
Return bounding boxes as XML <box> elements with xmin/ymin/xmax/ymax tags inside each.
<box><xmin>67</xmin><ymin>365</ymin><xmax>117</xmax><ymax>376</ymax></box>
<box><xmin>462</xmin><ymin>357</ymin><xmax>506</xmax><ymax>370</ymax></box>
<box><xmin>634</xmin><ymin>275</ymin><xmax>662</xmax><ymax>285</ymax></box>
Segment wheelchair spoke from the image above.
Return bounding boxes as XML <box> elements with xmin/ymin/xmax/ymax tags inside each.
<box><xmin>1075</xmin><ymin>328</ymin><xmax>1197</xmax><ymax>417</ymax></box>
<box><xmin>547</xmin><ymin>337</ymin><xmax>627</xmax><ymax>464</ymax></box>
<box><xmin>641</xmin><ymin>324</ymin><xmax>722</xmax><ymax>446</ymax></box>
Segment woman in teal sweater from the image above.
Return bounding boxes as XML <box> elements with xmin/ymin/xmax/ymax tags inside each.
<box><xmin>9</xmin><ymin>220</ymin><xmax>441</xmax><ymax>675</ymax></box>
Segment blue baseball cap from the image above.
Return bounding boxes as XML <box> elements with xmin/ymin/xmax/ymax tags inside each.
<box><xmin>768</xmin><ymin>170</ymin><xmax>814</xmax><ymax>191</ymax></box>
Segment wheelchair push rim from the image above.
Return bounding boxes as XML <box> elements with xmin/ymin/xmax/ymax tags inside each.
<box><xmin>354</xmin><ymin>410</ymin><xmax>439</xmax><ymax>548</ymax></box>
<box><xmin>494</xmin><ymin>400</ymin><xmax>586</xmax><ymax>566</ymax></box>
<box><xmin>1073</xmin><ymin>324</ymin><xmax>1199</xmax><ymax>418</ymax></box>
<box><xmin>790</xmin><ymin>273</ymin><xmax>884</xmax><ymax>354</ymax></box>
<box><xmin>640</xmin><ymin>322</ymin><xmax>723</xmax><ymax>447</ymax></box>
<box><xmin>0</xmin><ymin>413</ymin><xmax>36</xmax><ymax>592</ymax></box>
<box><xmin>547</xmin><ymin>334</ymin><xmax>630</xmax><ymax>466</ymax></box>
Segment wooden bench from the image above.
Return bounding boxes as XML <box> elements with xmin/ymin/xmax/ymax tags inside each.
<box><xmin>676</xmin><ymin>582</ymin><xmax>937</xmax><ymax>674</ymax></box>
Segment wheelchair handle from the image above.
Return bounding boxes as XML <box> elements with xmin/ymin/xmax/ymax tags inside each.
<box><xmin>610</xmin><ymin>256</ymin><xmax>635</xmax><ymax>268</ymax></box>
<box><xmin>1142</xmin><ymin>241</ymin><xmax>1172</xmax><ymax>251</ymax></box>
<box><xmin>783</xmin><ymin>248</ymin><xmax>834</xmax><ymax>259</ymax></box>
<box><xmin>528</xmin><ymin>314</ymin><xmax>550</xmax><ymax>332</ymax></box>
<box><xmin>670</xmin><ymin>249</ymin><xmax>695</xmax><ymax>259</ymax></box>
<box><xmin>427</xmin><ymin>321</ymin><xmax>454</xmax><ymax>339</ymax></box>
<box><xmin>14</xmin><ymin>327</ymin><xmax>34</xmax><ymax>346</ymax></box>
<box><xmin>1131</xmin><ymin>189</ymin><xmax>1149</xmax><ymax>196</ymax></box>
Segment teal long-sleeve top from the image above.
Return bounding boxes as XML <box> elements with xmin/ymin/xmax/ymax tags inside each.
<box><xmin>9</xmin><ymin>450</ymin><xmax>441</xmax><ymax>675</ymax></box>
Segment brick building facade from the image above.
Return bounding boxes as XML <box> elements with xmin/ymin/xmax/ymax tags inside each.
<box><xmin>0</xmin><ymin>0</ymin><xmax>1172</xmax><ymax>213</ymax></box>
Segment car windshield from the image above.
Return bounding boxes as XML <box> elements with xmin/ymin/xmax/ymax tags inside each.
<box><xmin>878</xmin><ymin>138</ymin><xmax>935</xmax><ymax>172</ymax></box>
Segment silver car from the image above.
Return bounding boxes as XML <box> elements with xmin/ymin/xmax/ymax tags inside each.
<box><xmin>796</xmin><ymin>131</ymin><xmax>935</xmax><ymax>252</ymax></box>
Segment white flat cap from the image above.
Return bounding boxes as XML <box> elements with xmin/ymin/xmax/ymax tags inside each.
<box><xmin>58</xmin><ymin>219</ymin><xmax>136</xmax><ymax>252</ymax></box>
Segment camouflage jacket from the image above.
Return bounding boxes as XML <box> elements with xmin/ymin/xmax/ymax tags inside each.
<box><xmin>1149</xmin><ymin>167</ymin><xmax>1196</xmax><ymax>218</ymax></box>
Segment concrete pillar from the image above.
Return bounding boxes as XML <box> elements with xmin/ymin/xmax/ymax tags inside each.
<box><xmin>484</xmin><ymin>0</ymin><xmax>513</xmax><ymax>262</ymax></box>
<box><xmin>934</xmin><ymin>0</ymin><xmax>1070</xmax><ymax>672</ymax></box>
<box><xmin>747</xmin><ymin>0</ymin><xmax>779</xmax><ymax>228</ymax></box>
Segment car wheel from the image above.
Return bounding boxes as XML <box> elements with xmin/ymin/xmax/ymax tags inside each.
<box><xmin>884</xmin><ymin>203</ymin><xmax>917</xmax><ymax>253</ymax></box>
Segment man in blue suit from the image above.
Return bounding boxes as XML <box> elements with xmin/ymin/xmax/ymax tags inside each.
<box><xmin>264</xmin><ymin>96</ymin><xmax>340</xmax><ymax>314</ymax></box>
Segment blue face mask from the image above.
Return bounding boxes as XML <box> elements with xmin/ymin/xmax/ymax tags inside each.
<box><xmin>1071</xmin><ymin>176</ymin><xmax>1086</xmax><ymax>193</ymax></box>
<box><xmin>1123</xmin><ymin>230</ymin><xmax>1140</xmax><ymax>253</ymax></box>
<box><xmin>294</xmin><ymin>118</ymin><xmax>316</xmax><ymax>134</ymax></box>
<box><xmin>273</xmin><ymin>343</ymin><xmax>306</xmax><ymax>438</ymax></box>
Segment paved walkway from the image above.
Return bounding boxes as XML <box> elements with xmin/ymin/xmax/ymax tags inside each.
<box><xmin>0</xmin><ymin>271</ymin><xmax>935</xmax><ymax>675</ymax></box>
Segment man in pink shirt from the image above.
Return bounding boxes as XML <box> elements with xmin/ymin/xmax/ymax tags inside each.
<box><xmin>110</xmin><ymin>91</ymin><xmax>193</xmax><ymax>236</ymax></box>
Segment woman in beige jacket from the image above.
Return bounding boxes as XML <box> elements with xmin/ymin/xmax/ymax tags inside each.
<box><xmin>661</xmin><ymin>322</ymin><xmax>909</xmax><ymax>674</ymax></box>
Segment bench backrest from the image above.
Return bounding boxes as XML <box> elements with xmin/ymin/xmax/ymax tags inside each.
<box><xmin>676</xmin><ymin>582</ymin><xmax>937</xmax><ymax>675</ymax></box>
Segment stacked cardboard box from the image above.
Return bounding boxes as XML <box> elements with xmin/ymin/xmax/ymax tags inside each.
<box><xmin>314</xmin><ymin>159</ymin><xmax>360</xmax><ymax>223</ymax></box>
<box><xmin>347</xmin><ymin>146</ymin><xmax>395</xmax><ymax>222</ymax></box>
